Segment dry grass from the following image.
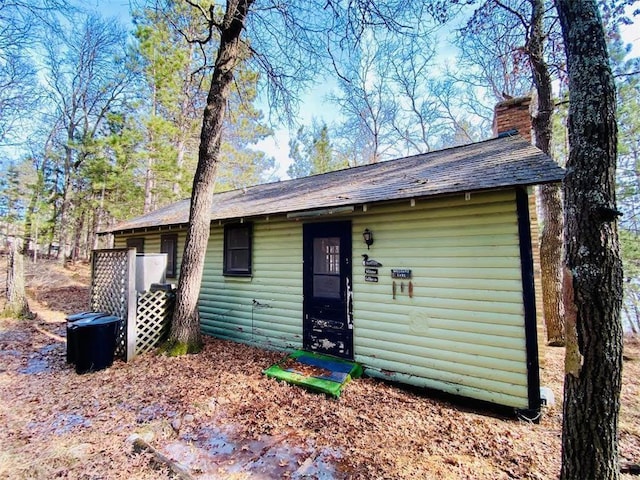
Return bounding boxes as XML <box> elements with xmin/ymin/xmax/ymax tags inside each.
<box><xmin>0</xmin><ymin>259</ymin><xmax>638</xmax><ymax>479</ymax></box>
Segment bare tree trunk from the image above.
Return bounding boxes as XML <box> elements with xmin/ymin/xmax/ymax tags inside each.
<box><xmin>172</xmin><ymin>41</ymin><xmax>196</xmax><ymax>198</ymax></box>
<box><xmin>71</xmin><ymin>210</ymin><xmax>84</xmax><ymax>262</ymax></box>
<box><xmin>144</xmin><ymin>155</ymin><xmax>155</xmax><ymax>214</ymax></box>
<box><xmin>145</xmin><ymin>74</ymin><xmax>158</xmax><ymax>213</ymax></box>
<box><xmin>5</xmin><ymin>239</ymin><xmax>31</xmax><ymax>318</ymax></box>
<box><xmin>24</xmin><ymin>171</ymin><xmax>41</xmax><ymax>265</ymax></box>
<box><xmin>91</xmin><ymin>193</ymin><xmax>103</xmax><ymax>252</ymax></box>
<box><xmin>555</xmin><ymin>1</ymin><xmax>623</xmax><ymax>479</ymax></box>
<box><xmin>168</xmin><ymin>0</ymin><xmax>255</xmax><ymax>354</ymax></box>
<box><xmin>31</xmin><ymin>226</ymin><xmax>38</xmax><ymax>264</ymax></box>
<box><xmin>173</xmin><ymin>138</ymin><xmax>186</xmax><ymax>197</ymax></box>
<box><xmin>622</xmin><ymin>297</ymin><xmax>639</xmax><ymax>335</ymax></box>
<box><xmin>57</xmin><ymin>143</ymin><xmax>74</xmax><ymax>264</ymax></box>
<box><xmin>80</xmin><ymin>209</ymin><xmax>91</xmax><ymax>261</ymax></box>
<box><xmin>528</xmin><ymin>0</ymin><xmax>565</xmax><ymax>346</ymax></box>
<box><xmin>538</xmin><ymin>183</ymin><xmax>564</xmax><ymax>344</ymax></box>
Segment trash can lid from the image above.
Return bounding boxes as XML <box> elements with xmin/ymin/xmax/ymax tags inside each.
<box><xmin>66</xmin><ymin>311</ymin><xmax>107</xmax><ymax>322</ymax></box>
<box><xmin>69</xmin><ymin>315</ymin><xmax>120</xmax><ymax>329</ymax></box>
<box><xmin>85</xmin><ymin>315</ymin><xmax>121</xmax><ymax>325</ymax></box>
<box><xmin>69</xmin><ymin>317</ymin><xmax>99</xmax><ymax>328</ymax></box>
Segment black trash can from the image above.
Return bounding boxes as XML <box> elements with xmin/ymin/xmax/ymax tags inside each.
<box><xmin>73</xmin><ymin>316</ymin><xmax>121</xmax><ymax>374</ymax></box>
<box><xmin>66</xmin><ymin>312</ymin><xmax>108</xmax><ymax>364</ymax></box>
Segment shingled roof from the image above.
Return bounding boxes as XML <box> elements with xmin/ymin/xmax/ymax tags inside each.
<box><xmin>103</xmin><ymin>134</ymin><xmax>564</xmax><ymax>234</ymax></box>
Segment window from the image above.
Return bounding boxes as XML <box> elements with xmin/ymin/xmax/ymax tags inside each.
<box><xmin>313</xmin><ymin>237</ymin><xmax>341</xmax><ymax>298</ymax></box>
<box><xmin>224</xmin><ymin>223</ymin><xmax>252</xmax><ymax>276</ymax></box>
<box><xmin>161</xmin><ymin>234</ymin><xmax>178</xmax><ymax>278</ymax></box>
<box><xmin>126</xmin><ymin>237</ymin><xmax>144</xmax><ymax>253</ymax></box>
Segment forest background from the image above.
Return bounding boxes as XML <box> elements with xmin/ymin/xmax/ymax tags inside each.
<box><xmin>0</xmin><ymin>0</ymin><xmax>638</xmax><ymax>334</ymax></box>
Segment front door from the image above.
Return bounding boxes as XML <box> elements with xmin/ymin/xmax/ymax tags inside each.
<box><xmin>303</xmin><ymin>221</ymin><xmax>353</xmax><ymax>359</ymax></box>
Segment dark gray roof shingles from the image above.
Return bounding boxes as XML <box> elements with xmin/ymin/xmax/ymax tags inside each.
<box><xmin>103</xmin><ymin>135</ymin><xmax>564</xmax><ymax>233</ymax></box>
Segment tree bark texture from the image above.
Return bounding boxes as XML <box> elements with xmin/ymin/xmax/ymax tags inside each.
<box><xmin>144</xmin><ymin>155</ymin><xmax>155</xmax><ymax>214</ymax></box>
<box><xmin>528</xmin><ymin>0</ymin><xmax>565</xmax><ymax>346</ymax></box>
<box><xmin>555</xmin><ymin>1</ymin><xmax>624</xmax><ymax>479</ymax></box>
<box><xmin>5</xmin><ymin>240</ymin><xmax>30</xmax><ymax>318</ymax></box>
<box><xmin>170</xmin><ymin>0</ymin><xmax>255</xmax><ymax>350</ymax></box>
<box><xmin>57</xmin><ymin>141</ymin><xmax>75</xmax><ymax>263</ymax></box>
<box><xmin>538</xmin><ymin>183</ymin><xmax>564</xmax><ymax>344</ymax></box>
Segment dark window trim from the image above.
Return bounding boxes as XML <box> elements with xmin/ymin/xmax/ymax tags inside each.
<box><xmin>161</xmin><ymin>233</ymin><xmax>178</xmax><ymax>278</ymax></box>
<box><xmin>223</xmin><ymin>223</ymin><xmax>252</xmax><ymax>277</ymax></box>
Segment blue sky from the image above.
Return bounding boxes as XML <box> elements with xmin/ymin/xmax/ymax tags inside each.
<box><xmin>76</xmin><ymin>1</ymin><xmax>640</xmax><ymax>180</ymax></box>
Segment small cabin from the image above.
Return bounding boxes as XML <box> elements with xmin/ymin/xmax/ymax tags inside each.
<box><xmin>102</xmin><ymin>132</ymin><xmax>564</xmax><ymax>417</ymax></box>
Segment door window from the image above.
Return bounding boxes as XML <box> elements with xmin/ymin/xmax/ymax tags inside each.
<box><xmin>313</xmin><ymin>237</ymin><xmax>341</xmax><ymax>298</ymax></box>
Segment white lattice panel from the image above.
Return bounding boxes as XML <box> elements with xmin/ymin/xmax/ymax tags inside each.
<box><xmin>91</xmin><ymin>249</ymin><xmax>172</xmax><ymax>361</ymax></box>
<box><xmin>91</xmin><ymin>249</ymin><xmax>133</xmax><ymax>359</ymax></box>
<box><xmin>135</xmin><ymin>290</ymin><xmax>174</xmax><ymax>355</ymax></box>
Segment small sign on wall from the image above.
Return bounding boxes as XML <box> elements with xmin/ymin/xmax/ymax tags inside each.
<box><xmin>364</xmin><ymin>268</ymin><xmax>378</xmax><ymax>275</ymax></box>
<box><xmin>365</xmin><ymin>275</ymin><xmax>379</xmax><ymax>283</ymax></box>
<box><xmin>391</xmin><ymin>269</ymin><xmax>412</xmax><ymax>279</ymax></box>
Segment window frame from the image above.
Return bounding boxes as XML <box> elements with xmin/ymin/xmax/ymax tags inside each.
<box><xmin>160</xmin><ymin>234</ymin><xmax>178</xmax><ymax>278</ymax></box>
<box><xmin>223</xmin><ymin>223</ymin><xmax>253</xmax><ymax>277</ymax></box>
<box><xmin>126</xmin><ymin>237</ymin><xmax>145</xmax><ymax>254</ymax></box>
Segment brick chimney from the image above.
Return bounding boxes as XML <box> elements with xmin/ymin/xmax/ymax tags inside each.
<box><xmin>493</xmin><ymin>95</ymin><xmax>544</xmax><ymax>321</ymax></box>
<box><xmin>492</xmin><ymin>96</ymin><xmax>533</xmax><ymax>143</ymax></box>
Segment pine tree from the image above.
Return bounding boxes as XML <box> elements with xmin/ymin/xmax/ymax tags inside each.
<box><xmin>287</xmin><ymin>122</ymin><xmax>345</xmax><ymax>179</ymax></box>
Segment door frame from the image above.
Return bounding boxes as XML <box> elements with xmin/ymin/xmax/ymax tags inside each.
<box><xmin>302</xmin><ymin>220</ymin><xmax>353</xmax><ymax>359</ymax></box>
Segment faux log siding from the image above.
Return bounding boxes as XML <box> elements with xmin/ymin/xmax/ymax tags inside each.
<box><xmin>198</xmin><ymin>220</ymin><xmax>304</xmax><ymax>351</ymax></box>
<box><xmin>111</xmin><ymin>189</ymin><xmax>531</xmax><ymax>408</ymax></box>
<box><xmin>113</xmin><ymin>230</ymin><xmax>187</xmax><ymax>279</ymax></box>
<box><xmin>350</xmin><ymin>190</ymin><xmax>530</xmax><ymax>408</ymax></box>
<box><xmin>114</xmin><ymin>234</ymin><xmax>160</xmax><ymax>252</ymax></box>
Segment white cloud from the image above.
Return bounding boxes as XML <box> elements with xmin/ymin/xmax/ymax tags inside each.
<box><xmin>255</xmin><ymin>129</ymin><xmax>292</xmax><ymax>180</ymax></box>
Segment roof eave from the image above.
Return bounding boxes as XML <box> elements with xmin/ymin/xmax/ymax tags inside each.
<box><xmin>101</xmin><ymin>177</ymin><xmax>563</xmax><ymax>236</ymax></box>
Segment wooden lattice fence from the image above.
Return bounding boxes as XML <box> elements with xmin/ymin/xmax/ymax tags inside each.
<box><xmin>135</xmin><ymin>290</ymin><xmax>174</xmax><ymax>355</ymax></box>
<box><xmin>91</xmin><ymin>249</ymin><xmax>135</xmax><ymax>360</ymax></box>
<box><xmin>90</xmin><ymin>248</ymin><xmax>174</xmax><ymax>361</ymax></box>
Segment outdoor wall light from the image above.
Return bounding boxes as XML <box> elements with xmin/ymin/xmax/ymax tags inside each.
<box><xmin>362</xmin><ymin>229</ymin><xmax>374</xmax><ymax>249</ymax></box>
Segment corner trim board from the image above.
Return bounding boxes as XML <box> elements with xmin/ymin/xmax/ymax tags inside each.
<box><xmin>515</xmin><ymin>187</ymin><xmax>542</xmax><ymax>415</ymax></box>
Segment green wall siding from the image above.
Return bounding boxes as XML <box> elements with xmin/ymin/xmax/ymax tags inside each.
<box><xmin>350</xmin><ymin>190</ymin><xmax>529</xmax><ymax>408</ymax></box>
<box><xmin>199</xmin><ymin>220</ymin><xmax>304</xmax><ymax>351</ymax></box>
<box><xmin>112</xmin><ymin>189</ymin><xmax>532</xmax><ymax>409</ymax></box>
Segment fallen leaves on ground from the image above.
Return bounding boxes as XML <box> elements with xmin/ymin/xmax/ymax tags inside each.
<box><xmin>278</xmin><ymin>356</ymin><xmax>333</xmax><ymax>378</ymax></box>
<box><xmin>0</xmin><ymin>260</ymin><xmax>638</xmax><ymax>479</ymax></box>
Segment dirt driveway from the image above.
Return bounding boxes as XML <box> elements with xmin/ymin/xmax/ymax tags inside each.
<box><xmin>0</xmin><ymin>265</ymin><xmax>638</xmax><ymax>479</ymax></box>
